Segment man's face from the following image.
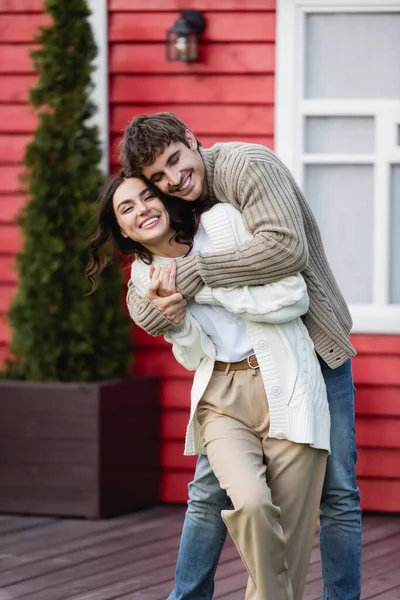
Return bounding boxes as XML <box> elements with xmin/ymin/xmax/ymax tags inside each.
<box><xmin>141</xmin><ymin>130</ymin><xmax>207</xmax><ymax>202</ymax></box>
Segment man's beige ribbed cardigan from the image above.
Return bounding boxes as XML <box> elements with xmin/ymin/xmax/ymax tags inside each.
<box><xmin>126</xmin><ymin>142</ymin><xmax>356</xmax><ymax>369</ymax></box>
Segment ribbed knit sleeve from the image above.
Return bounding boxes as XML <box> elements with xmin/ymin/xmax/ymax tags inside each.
<box><xmin>173</xmin><ymin>159</ymin><xmax>309</xmax><ymax>296</ymax></box>
<box><xmin>203</xmin><ymin>162</ymin><xmax>308</xmax><ymax>286</ymax></box>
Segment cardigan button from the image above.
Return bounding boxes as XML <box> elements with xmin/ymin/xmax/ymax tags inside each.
<box><xmin>276</xmin><ymin>432</ymin><xmax>285</xmax><ymax>439</ymax></box>
<box><xmin>271</xmin><ymin>385</ymin><xmax>280</xmax><ymax>395</ymax></box>
<box><xmin>258</xmin><ymin>340</ymin><xmax>267</xmax><ymax>350</ymax></box>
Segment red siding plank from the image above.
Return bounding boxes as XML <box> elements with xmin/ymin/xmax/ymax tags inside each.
<box><xmin>0</xmin><ymin>320</ymin><xmax>10</xmax><ymax>344</ymax></box>
<box><xmin>0</xmin><ymin>257</ymin><xmax>17</xmax><ymax>284</ymax></box>
<box><xmin>161</xmin><ymin>379</ymin><xmax>193</xmax><ymax>410</ymax></box>
<box><xmin>0</xmin><ymin>166</ymin><xmax>24</xmax><ymax>193</ymax></box>
<box><xmin>353</xmin><ymin>355</ymin><xmax>400</xmax><ymax>386</ymax></box>
<box><xmin>0</xmin><ymin>45</ymin><xmax>37</xmax><ymax>74</ymax></box>
<box><xmin>355</xmin><ymin>386</ymin><xmax>400</xmax><ymax>417</ymax></box>
<box><xmin>351</xmin><ymin>334</ymin><xmax>400</xmax><ymax>355</ymax></box>
<box><xmin>357</xmin><ymin>448</ymin><xmax>400</xmax><ymax>479</ymax></box>
<box><xmin>109</xmin><ymin>43</ymin><xmax>275</xmax><ymax>75</ymax></box>
<box><xmin>0</xmin><ymin>196</ymin><xmax>26</xmax><ymax>223</ymax></box>
<box><xmin>134</xmin><ymin>348</ymin><xmax>189</xmax><ymax>378</ymax></box>
<box><xmin>110</xmin><ymin>1</ymin><xmax>276</xmax><ymax>11</ymax></box>
<box><xmin>109</xmin><ymin>135</ymin><xmax>122</xmax><ymax>168</ymax></box>
<box><xmin>111</xmin><ymin>105</ymin><xmax>274</xmax><ymax>136</ymax></box>
<box><xmin>164</xmin><ymin>447</ymin><xmax>400</xmax><ymax>480</ymax></box>
<box><xmin>0</xmin><ymin>76</ymin><xmax>35</xmax><ymax>103</ymax></box>
<box><xmin>161</xmin><ymin>409</ymin><xmax>189</xmax><ymax>440</ymax></box>
<box><xmin>0</xmin><ymin>284</ymin><xmax>16</xmax><ymax>311</ymax></box>
<box><xmin>110</xmin><ymin>74</ymin><xmax>274</xmax><ymax>104</ymax></box>
<box><xmin>162</xmin><ymin>411</ymin><xmax>400</xmax><ymax>451</ymax></box>
<box><xmin>0</xmin><ymin>15</ymin><xmax>49</xmax><ymax>42</ymax></box>
<box><xmin>0</xmin><ymin>105</ymin><xmax>36</xmax><ymax>132</ymax></box>
<box><xmin>133</xmin><ymin>325</ymin><xmax>169</xmax><ymax>347</ymax></box>
<box><xmin>355</xmin><ymin>417</ymin><xmax>400</xmax><ymax>449</ymax></box>
<box><xmin>160</xmin><ymin>466</ymin><xmax>400</xmax><ymax>508</ymax></box>
<box><xmin>0</xmin><ymin>344</ymin><xmax>8</xmax><ymax>367</ymax></box>
<box><xmin>0</xmin><ymin>135</ymin><xmax>31</xmax><ymax>163</ymax></box>
<box><xmin>161</xmin><ymin>441</ymin><xmax>197</xmax><ymax>471</ymax></box>
<box><xmin>358</xmin><ymin>479</ymin><xmax>400</xmax><ymax>512</ymax></box>
<box><xmin>160</xmin><ymin>470</ymin><xmax>193</xmax><ymax>504</ymax></box>
<box><xmin>109</xmin><ymin>12</ymin><xmax>275</xmax><ymax>43</ymax></box>
<box><xmin>0</xmin><ymin>1</ymin><xmax>43</xmax><ymax>12</ymax></box>
<box><xmin>0</xmin><ymin>225</ymin><xmax>21</xmax><ymax>254</ymax></box>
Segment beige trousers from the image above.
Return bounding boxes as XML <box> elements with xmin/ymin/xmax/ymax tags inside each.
<box><xmin>196</xmin><ymin>368</ymin><xmax>327</xmax><ymax>600</ymax></box>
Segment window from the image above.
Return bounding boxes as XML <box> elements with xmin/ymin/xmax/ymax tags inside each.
<box><xmin>276</xmin><ymin>0</ymin><xmax>400</xmax><ymax>333</ymax></box>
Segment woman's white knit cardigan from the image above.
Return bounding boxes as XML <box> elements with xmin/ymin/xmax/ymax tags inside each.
<box><xmin>130</xmin><ymin>204</ymin><xmax>330</xmax><ymax>456</ymax></box>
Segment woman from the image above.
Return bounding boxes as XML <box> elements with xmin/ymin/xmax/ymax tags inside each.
<box><xmin>87</xmin><ymin>174</ymin><xmax>330</xmax><ymax>600</ymax></box>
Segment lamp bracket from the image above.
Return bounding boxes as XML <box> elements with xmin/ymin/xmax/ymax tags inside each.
<box><xmin>180</xmin><ymin>9</ymin><xmax>206</xmax><ymax>35</ymax></box>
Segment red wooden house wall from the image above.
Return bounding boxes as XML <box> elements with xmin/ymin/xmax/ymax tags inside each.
<box><xmin>0</xmin><ymin>0</ymin><xmax>398</xmax><ymax>512</ymax></box>
<box><xmin>0</xmin><ymin>0</ymin><xmax>48</xmax><ymax>365</ymax></box>
<box><xmin>108</xmin><ymin>0</ymin><xmax>277</xmax><ymax>503</ymax></box>
<box><xmin>108</xmin><ymin>0</ymin><xmax>400</xmax><ymax>511</ymax></box>
<box><xmin>351</xmin><ymin>335</ymin><xmax>400</xmax><ymax>511</ymax></box>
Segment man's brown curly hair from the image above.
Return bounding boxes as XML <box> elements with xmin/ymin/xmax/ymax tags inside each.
<box><xmin>119</xmin><ymin>112</ymin><xmax>201</xmax><ymax>177</ymax></box>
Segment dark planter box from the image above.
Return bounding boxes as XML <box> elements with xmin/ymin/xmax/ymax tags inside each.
<box><xmin>0</xmin><ymin>377</ymin><xmax>161</xmax><ymax>518</ymax></box>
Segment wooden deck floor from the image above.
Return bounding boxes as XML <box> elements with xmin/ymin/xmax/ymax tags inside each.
<box><xmin>0</xmin><ymin>506</ymin><xmax>399</xmax><ymax>600</ymax></box>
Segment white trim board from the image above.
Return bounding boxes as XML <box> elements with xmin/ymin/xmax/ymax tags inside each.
<box><xmin>88</xmin><ymin>0</ymin><xmax>108</xmax><ymax>174</ymax></box>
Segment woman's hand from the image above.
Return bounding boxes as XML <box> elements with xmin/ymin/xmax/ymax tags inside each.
<box><xmin>146</xmin><ymin>261</ymin><xmax>187</xmax><ymax>324</ymax></box>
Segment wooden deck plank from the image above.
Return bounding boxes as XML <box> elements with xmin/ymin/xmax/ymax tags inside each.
<box><xmin>0</xmin><ymin>516</ymin><xmax>55</xmax><ymax>536</ymax></box>
<box><xmin>0</xmin><ymin>507</ymin><xmax>175</xmax><ymax>571</ymax></box>
<box><xmin>358</xmin><ymin>566</ymin><xmax>400</xmax><ymax>600</ymax></box>
<box><xmin>0</xmin><ymin>514</ymin><xmax>184</xmax><ymax>588</ymax></box>
<box><xmin>373</xmin><ymin>591</ymin><xmax>400</xmax><ymax>600</ymax></box>
<box><xmin>0</xmin><ymin>507</ymin><xmax>397</xmax><ymax>600</ymax></box>
<box><xmin>359</xmin><ymin>518</ymin><xmax>400</xmax><ymax>544</ymax></box>
<box><xmin>214</xmin><ymin>569</ymin><xmax>247</xmax><ymax>599</ymax></box>
<box><xmin>43</xmin><ymin>534</ymin><xmax>243</xmax><ymax>600</ymax></box>
<box><xmin>15</xmin><ymin>541</ymin><xmax>181</xmax><ymax>600</ymax></box>
<box><xmin>23</xmin><ymin>536</ymin><xmax>240</xmax><ymax>600</ymax></box>
<box><xmin>304</xmin><ymin>546</ymin><xmax>400</xmax><ymax>600</ymax></box>
<box><xmin>0</xmin><ymin>517</ymin><xmax>129</xmax><ymax>554</ymax></box>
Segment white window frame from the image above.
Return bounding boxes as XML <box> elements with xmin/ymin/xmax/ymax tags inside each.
<box><xmin>275</xmin><ymin>0</ymin><xmax>400</xmax><ymax>334</ymax></box>
<box><xmin>88</xmin><ymin>0</ymin><xmax>108</xmax><ymax>174</ymax></box>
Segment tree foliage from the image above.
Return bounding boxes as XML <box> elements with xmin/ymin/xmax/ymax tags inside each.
<box><xmin>3</xmin><ymin>0</ymin><xmax>132</xmax><ymax>381</ymax></box>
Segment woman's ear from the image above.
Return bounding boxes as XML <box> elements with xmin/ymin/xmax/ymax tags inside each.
<box><xmin>120</xmin><ymin>229</ymin><xmax>129</xmax><ymax>239</ymax></box>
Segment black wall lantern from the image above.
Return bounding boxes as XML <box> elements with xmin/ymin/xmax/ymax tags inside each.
<box><xmin>166</xmin><ymin>10</ymin><xmax>206</xmax><ymax>62</ymax></box>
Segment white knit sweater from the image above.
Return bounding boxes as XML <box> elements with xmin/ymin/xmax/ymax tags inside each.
<box><xmin>130</xmin><ymin>204</ymin><xmax>330</xmax><ymax>456</ymax></box>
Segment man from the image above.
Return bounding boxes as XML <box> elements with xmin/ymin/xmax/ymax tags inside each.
<box><xmin>120</xmin><ymin>112</ymin><xmax>362</xmax><ymax>600</ymax></box>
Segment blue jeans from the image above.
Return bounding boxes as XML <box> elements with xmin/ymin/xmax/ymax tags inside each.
<box><xmin>168</xmin><ymin>359</ymin><xmax>362</xmax><ymax>600</ymax></box>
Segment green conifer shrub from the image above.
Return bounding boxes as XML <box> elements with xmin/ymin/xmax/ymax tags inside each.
<box><xmin>2</xmin><ymin>0</ymin><xmax>132</xmax><ymax>381</ymax></box>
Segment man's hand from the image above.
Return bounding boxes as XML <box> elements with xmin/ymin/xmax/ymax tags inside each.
<box><xmin>150</xmin><ymin>262</ymin><xmax>178</xmax><ymax>298</ymax></box>
<box><xmin>146</xmin><ymin>261</ymin><xmax>187</xmax><ymax>324</ymax></box>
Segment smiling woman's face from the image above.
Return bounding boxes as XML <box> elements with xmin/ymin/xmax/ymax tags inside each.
<box><xmin>112</xmin><ymin>178</ymin><xmax>175</xmax><ymax>253</ymax></box>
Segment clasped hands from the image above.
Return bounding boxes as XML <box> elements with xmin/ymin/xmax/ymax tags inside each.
<box><xmin>146</xmin><ymin>261</ymin><xmax>187</xmax><ymax>324</ymax></box>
